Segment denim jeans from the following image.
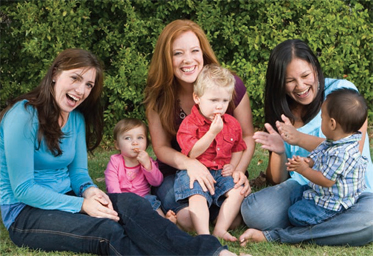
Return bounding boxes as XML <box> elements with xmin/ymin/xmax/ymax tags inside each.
<box><xmin>174</xmin><ymin>169</ymin><xmax>234</xmax><ymax>207</ymax></box>
<box><xmin>241</xmin><ymin>179</ymin><xmax>373</xmax><ymax>246</ymax></box>
<box><xmin>152</xmin><ymin>174</ymin><xmax>221</xmax><ymax>221</ymax></box>
<box><xmin>8</xmin><ymin>193</ymin><xmax>226</xmax><ymax>255</ymax></box>
<box><xmin>288</xmin><ymin>185</ymin><xmax>343</xmax><ymax>227</ymax></box>
<box><xmin>152</xmin><ymin>174</ymin><xmax>188</xmax><ymax>214</ymax></box>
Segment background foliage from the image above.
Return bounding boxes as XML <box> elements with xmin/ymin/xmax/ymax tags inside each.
<box><xmin>1</xmin><ymin>0</ymin><xmax>372</xmax><ymax>138</ymax></box>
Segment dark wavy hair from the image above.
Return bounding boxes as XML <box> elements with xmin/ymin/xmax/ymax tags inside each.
<box><xmin>0</xmin><ymin>48</ymin><xmax>104</xmax><ymax>155</ymax></box>
<box><xmin>264</xmin><ymin>39</ymin><xmax>325</xmax><ymax>131</ymax></box>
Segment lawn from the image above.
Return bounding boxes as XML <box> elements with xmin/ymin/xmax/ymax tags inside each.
<box><xmin>1</xmin><ymin>134</ymin><xmax>373</xmax><ymax>255</ymax></box>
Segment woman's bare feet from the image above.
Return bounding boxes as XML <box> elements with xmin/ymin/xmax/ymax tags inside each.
<box><xmin>166</xmin><ymin>210</ymin><xmax>177</xmax><ymax>224</ymax></box>
<box><xmin>239</xmin><ymin>228</ymin><xmax>266</xmax><ymax>246</ymax></box>
<box><xmin>219</xmin><ymin>249</ymin><xmax>252</xmax><ymax>256</ymax></box>
<box><xmin>213</xmin><ymin>230</ymin><xmax>238</xmax><ymax>242</ymax></box>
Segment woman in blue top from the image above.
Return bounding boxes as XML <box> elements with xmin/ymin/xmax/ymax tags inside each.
<box><xmin>0</xmin><ymin>48</ymin><xmax>239</xmax><ymax>256</ymax></box>
<box><xmin>239</xmin><ymin>39</ymin><xmax>373</xmax><ymax>246</ymax></box>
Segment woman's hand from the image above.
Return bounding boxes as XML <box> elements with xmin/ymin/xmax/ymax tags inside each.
<box><xmin>185</xmin><ymin>158</ymin><xmax>216</xmax><ymax>195</ymax></box>
<box><xmin>81</xmin><ymin>187</ymin><xmax>119</xmax><ymax>221</ymax></box>
<box><xmin>232</xmin><ymin>171</ymin><xmax>251</xmax><ymax>197</ymax></box>
<box><xmin>276</xmin><ymin>115</ymin><xmax>301</xmax><ymax>145</ymax></box>
<box><xmin>253</xmin><ymin>123</ymin><xmax>285</xmax><ymax>154</ymax></box>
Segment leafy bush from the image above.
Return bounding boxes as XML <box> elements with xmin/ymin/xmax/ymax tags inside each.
<box><xmin>1</xmin><ymin>0</ymin><xmax>372</xmax><ymax>138</ymax></box>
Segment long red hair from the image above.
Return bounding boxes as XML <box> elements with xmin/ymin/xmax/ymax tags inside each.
<box><xmin>144</xmin><ymin>19</ymin><xmax>219</xmax><ymax>137</ymax></box>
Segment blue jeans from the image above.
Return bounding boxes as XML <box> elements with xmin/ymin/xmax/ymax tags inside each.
<box><xmin>241</xmin><ymin>179</ymin><xmax>373</xmax><ymax>246</ymax></box>
<box><xmin>8</xmin><ymin>193</ymin><xmax>226</xmax><ymax>255</ymax></box>
<box><xmin>144</xmin><ymin>194</ymin><xmax>161</xmax><ymax>211</ymax></box>
<box><xmin>174</xmin><ymin>169</ymin><xmax>235</xmax><ymax>207</ymax></box>
<box><xmin>152</xmin><ymin>174</ymin><xmax>221</xmax><ymax>221</ymax></box>
<box><xmin>288</xmin><ymin>185</ymin><xmax>343</xmax><ymax>227</ymax></box>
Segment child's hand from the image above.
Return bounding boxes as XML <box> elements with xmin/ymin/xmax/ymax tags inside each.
<box><xmin>222</xmin><ymin>164</ymin><xmax>235</xmax><ymax>176</ymax></box>
<box><xmin>286</xmin><ymin>156</ymin><xmax>309</xmax><ymax>174</ymax></box>
<box><xmin>136</xmin><ymin>149</ymin><xmax>152</xmax><ymax>171</ymax></box>
<box><xmin>209</xmin><ymin>114</ymin><xmax>223</xmax><ymax>135</ymax></box>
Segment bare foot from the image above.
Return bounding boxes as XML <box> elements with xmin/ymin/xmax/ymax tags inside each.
<box><xmin>166</xmin><ymin>210</ymin><xmax>177</xmax><ymax>224</ymax></box>
<box><xmin>239</xmin><ymin>228</ymin><xmax>266</xmax><ymax>246</ymax></box>
<box><xmin>219</xmin><ymin>250</ymin><xmax>252</xmax><ymax>256</ymax></box>
<box><xmin>219</xmin><ymin>249</ymin><xmax>237</xmax><ymax>256</ymax></box>
<box><xmin>213</xmin><ymin>230</ymin><xmax>238</xmax><ymax>242</ymax></box>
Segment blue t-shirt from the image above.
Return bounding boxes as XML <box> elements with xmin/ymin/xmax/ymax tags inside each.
<box><xmin>286</xmin><ymin>78</ymin><xmax>373</xmax><ymax>193</ymax></box>
<box><xmin>0</xmin><ymin>100</ymin><xmax>96</xmax><ymax>229</ymax></box>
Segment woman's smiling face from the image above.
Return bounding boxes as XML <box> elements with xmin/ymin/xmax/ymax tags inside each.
<box><xmin>285</xmin><ymin>58</ymin><xmax>318</xmax><ymax>106</ymax></box>
<box><xmin>53</xmin><ymin>68</ymin><xmax>96</xmax><ymax>121</ymax></box>
<box><xmin>172</xmin><ymin>30</ymin><xmax>204</xmax><ymax>86</ymax></box>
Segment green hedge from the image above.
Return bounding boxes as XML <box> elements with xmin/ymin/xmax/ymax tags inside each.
<box><xmin>1</xmin><ymin>0</ymin><xmax>372</xmax><ymax>138</ymax></box>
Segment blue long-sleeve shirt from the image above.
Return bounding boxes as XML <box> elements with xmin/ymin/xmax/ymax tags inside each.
<box><xmin>0</xmin><ymin>100</ymin><xmax>95</xmax><ymax>229</ymax></box>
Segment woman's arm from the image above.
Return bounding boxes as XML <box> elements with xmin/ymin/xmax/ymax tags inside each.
<box><xmin>253</xmin><ymin>123</ymin><xmax>289</xmax><ymax>184</ymax></box>
<box><xmin>4</xmin><ymin>104</ymin><xmax>83</xmax><ymax>212</ymax></box>
<box><xmin>233</xmin><ymin>94</ymin><xmax>255</xmax><ymax>173</ymax></box>
<box><xmin>276</xmin><ymin>115</ymin><xmax>324</xmax><ymax>152</ymax></box>
<box><xmin>147</xmin><ymin>109</ymin><xmax>216</xmax><ymax>194</ymax></box>
<box><xmin>359</xmin><ymin>119</ymin><xmax>368</xmax><ymax>153</ymax></box>
<box><xmin>68</xmin><ymin>113</ymin><xmax>97</xmax><ymax>195</ymax></box>
<box><xmin>232</xmin><ymin>93</ymin><xmax>255</xmax><ymax>195</ymax></box>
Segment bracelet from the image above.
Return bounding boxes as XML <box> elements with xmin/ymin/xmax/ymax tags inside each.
<box><xmin>79</xmin><ymin>182</ymin><xmax>97</xmax><ymax>197</ymax></box>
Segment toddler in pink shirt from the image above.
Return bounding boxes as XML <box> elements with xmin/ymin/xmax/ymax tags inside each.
<box><xmin>105</xmin><ymin>118</ymin><xmax>176</xmax><ymax>223</ymax></box>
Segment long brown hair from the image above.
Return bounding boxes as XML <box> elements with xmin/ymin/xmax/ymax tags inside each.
<box><xmin>144</xmin><ymin>19</ymin><xmax>219</xmax><ymax>137</ymax></box>
<box><xmin>0</xmin><ymin>48</ymin><xmax>104</xmax><ymax>155</ymax></box>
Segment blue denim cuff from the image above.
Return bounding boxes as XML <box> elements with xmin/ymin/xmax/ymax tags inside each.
<box><xmin>78</xmin><ymin>182</ymin><xmax>97</xmax><ymax>197</ymax></box>
<box><xmin>213</xmin><ymin>245</ymin><xmax>228</xmax><ymax>256</ymax></box>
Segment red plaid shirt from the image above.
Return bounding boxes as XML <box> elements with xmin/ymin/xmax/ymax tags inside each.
<box><xmin>177</xmin><ymin>105</ymin><xmax>247</xmax><ymax>170</ymax></box>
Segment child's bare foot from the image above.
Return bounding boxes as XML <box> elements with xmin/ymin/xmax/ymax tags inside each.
<box><xmin>239</xmin><ymin>228</ymin><xmax>266</xmax><ymax>246</ymax></box>
<box><xmin>213</xmin><ymin>230</ymin><xmax>238</xmax><ymax>242</ymax></box>
<box><xmin>166</xmin><ymin>210</ymin><xmax>177</xmax><ymax>224</ymax></box>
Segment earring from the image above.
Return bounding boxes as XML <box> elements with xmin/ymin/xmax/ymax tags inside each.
<box><xmin>52</xmin><ymin>80</ymin><xmax>55</xmax><ymax>83</ymax></box>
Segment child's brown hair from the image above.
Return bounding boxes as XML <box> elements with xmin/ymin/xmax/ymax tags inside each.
<box><xmin>113</xmin><ymin>118</ymin><xmax>150</xmax><ymax>148</ymax></box>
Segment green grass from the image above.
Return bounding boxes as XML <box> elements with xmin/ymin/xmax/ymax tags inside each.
<box><xmin>1</xmin><ymin>139</ymin><xmax>373</xmax><ymax>255</ymax></box>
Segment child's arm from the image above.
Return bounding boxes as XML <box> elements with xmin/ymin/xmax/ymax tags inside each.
<box><xmin>286</xmin><ymin>156</ymin><xmax>335</xmax><ymax>187</ymax></box>
<box><xmin>189</xmin><ymin>114</ymin><xmax>223</xmax><ymax>159</ymax></box>
<box><xmin>140</xmin><ymin>156</ymin><xmax>164</xmax><ymax>187</ymax></box>
<box><xmin>222</xmin><ymin>151</ymin><xmax>243</xmax><ymax>177</ymax></box>
<box><xmin>104</xmin><ymin>156</ymin><xmax>124</xmax><ymax>193</ymax></box>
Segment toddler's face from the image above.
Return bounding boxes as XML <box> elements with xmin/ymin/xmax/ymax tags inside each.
<box><xmin>193</xmin><ymin>86</ymin><xmax>232</xmax><ymax>121</ymax></box>
<box><xmin>115</xmin><ymin>126</ymin><xmax>147</xmax><ymax>159</ymax></box>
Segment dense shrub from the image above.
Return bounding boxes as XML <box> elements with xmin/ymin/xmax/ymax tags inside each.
<box><xmin>1</xmin><ymin>0</ymin><xmax>372</xmax><ymax>139</ymax></box>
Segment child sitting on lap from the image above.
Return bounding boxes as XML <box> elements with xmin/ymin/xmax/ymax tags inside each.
<box><xmin>286</xmin><ymin>88</ymin><xmax>368</xmax><ymax>226</ymax></box>
<box><xmin>176</xmin><ymin>64</ymin><xmax>247</xmax><ymax>241</ymax></box>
